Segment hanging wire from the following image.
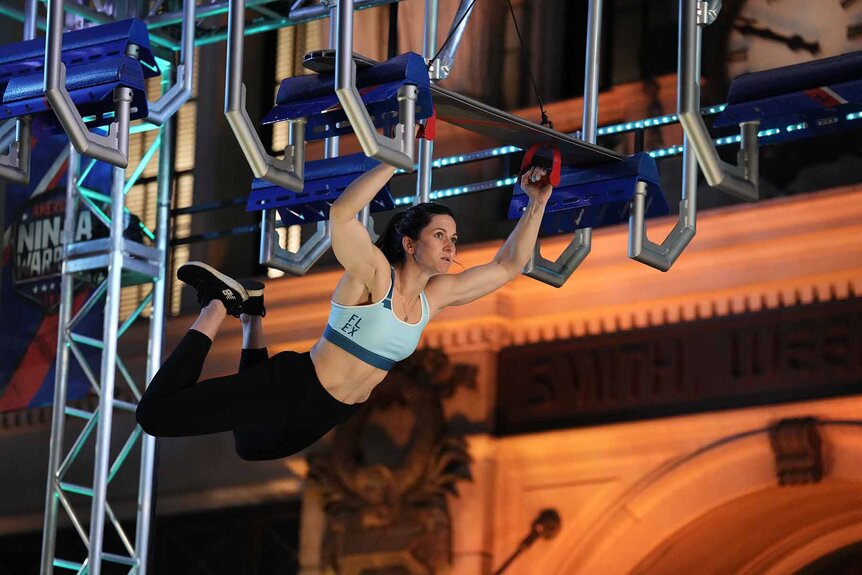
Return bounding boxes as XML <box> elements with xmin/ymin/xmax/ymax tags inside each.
<box><xmin>504</xmin><ymin>0</ymin><xmax>553</xmax><ymax>129</ymax></box>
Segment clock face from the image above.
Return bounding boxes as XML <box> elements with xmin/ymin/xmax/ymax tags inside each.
<box><xmin>726</xmin><ymin>0</ymin><xmax>862</xmax><ymax>78</ymax></box>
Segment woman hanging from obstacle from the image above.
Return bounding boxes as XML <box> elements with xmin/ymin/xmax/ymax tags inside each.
<box><xmin>136</xmin><ymin>163</ymin><xmax>552</xmax><ymax>460</ymax></box>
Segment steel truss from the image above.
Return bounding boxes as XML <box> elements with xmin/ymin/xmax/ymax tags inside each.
<box><xmin>39</xmin><ymin>113</ymin><xmax>172</xmax><ymax>575</ymax></box>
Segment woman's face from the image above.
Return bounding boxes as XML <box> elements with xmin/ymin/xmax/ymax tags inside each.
<box><xmin>406</xmin><ymin>214</ymin><xmax>457</xmax><ymax>273</ymax></box>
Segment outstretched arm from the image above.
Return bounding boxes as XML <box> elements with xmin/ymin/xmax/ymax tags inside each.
<box><xmin>329</xmin><ymin>163</ymin><xmax>396</xmax><ymax>283</ymax></box>
<box><xmin>430</xmin><ymin>167</ymin><xmax>552</xmax><ymax>309</ymax></box>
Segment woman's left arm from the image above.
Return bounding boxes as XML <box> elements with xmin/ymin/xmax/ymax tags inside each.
<box><xmin>431</xmin><ymin>168</ymin><xmax>552</xmax><ymax>309</ymax></box>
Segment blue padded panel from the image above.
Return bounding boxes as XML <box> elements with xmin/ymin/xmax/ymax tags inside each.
<box><xmin>1</xmin><ymin>57</ymin><xmax>148</xmax><ymax>134</ymax></box>
<box><xmin>714</xmin><ymin>50</ymin><xmax>862</xmax><ymax>143</ymax></box>
<box><xmin>274</xmin><ymin>53</ymin><xmax>429</xmax><ymax>104</ymax></box>
<box><xmin>0</xmin><ymin>19</ymin><xmax>156</xmax><ymax>134</ymax></box>
<box><xmin>261</xmin><ymin>52</ymin><xmax>434</xmax><ymax>142</ymax></box>
<box><xmin>0</xmin><ymin>19</ymin><xmax>158</xmax><ymax>80</ymax></box>
<box><xmin>508</xmin><ymin>152</ymin><xmax>669</xmax><ymax>233</ymax></box>
<box><xmin>247</xmin><ymin>153</ymin><xmax>395</xmax><ymax>225</ymax></box>
<box><xmin>723</xmin><ymin>51</ymin><xmax>862</xmax><ymax>104</ymax></box>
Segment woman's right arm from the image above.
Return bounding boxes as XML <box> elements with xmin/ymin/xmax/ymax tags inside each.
<box><xmin>329</xmin><ymin>163</ymin><xmax>396</xmax><ymax>284</ymax></box>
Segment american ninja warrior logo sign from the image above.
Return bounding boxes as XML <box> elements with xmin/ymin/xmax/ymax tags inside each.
<box><xmin>11</xmin><ymin>188</ymin><xmax>106</xmax><ymax>311</ymax></box>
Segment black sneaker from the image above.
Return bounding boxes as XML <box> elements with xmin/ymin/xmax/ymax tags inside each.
<box><xmin>177</xmin><ymin>261</ymin><xmax>248</xmax><ymax>316</ymax></box>
<box><xmin>238</xmin><ymin>279</ymin><xmax>266</xmax><ymax>317</ymax></box>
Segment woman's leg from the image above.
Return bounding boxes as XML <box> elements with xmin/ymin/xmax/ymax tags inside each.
<box><xmin>136</xmin><ymin>263</ymin><xmax>285</xmax><ymax>437</ymax></box>
<box><xmin>238</xmin><ymin>313</ymin><xmax>267</xmax><ymax>371</ymax></box>
<box><xmin>138</xmin><ymin>299</ymin><xmax>226</xmax><ymax>406</ymax></box>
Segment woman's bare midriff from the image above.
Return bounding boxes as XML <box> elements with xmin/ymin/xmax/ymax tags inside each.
<box><xmin>309</xmin><ymin>336</ymin><xmax>389</xmax><ymax>404</ymax></box>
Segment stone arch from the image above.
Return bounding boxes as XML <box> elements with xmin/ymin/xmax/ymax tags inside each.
<box><xmin>551</xmin><ymin>422</ymin><xmax>862</xmax><ymax>574</ymax></box>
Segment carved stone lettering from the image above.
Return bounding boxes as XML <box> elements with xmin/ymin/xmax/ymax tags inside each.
<box><xmin>498</xmin><ymin>298</ymin><xmax>862</xmax><ymax>434</ymax></box>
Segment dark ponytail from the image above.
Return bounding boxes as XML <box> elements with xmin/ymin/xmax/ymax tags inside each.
<box><xmin>375</xmin><ymin>202</ymin><xmax>456</xmax><ymax>264</ymax></box>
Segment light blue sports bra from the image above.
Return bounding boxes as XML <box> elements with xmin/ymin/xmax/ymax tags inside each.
<box><xmin>323</xmin><ymin>268</ymin><xmax>430</xmax><ymax>370</ymax></box>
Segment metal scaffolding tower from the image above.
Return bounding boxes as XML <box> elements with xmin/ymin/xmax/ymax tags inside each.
<box><xmin>40</xmin><ymin>128</ymin><xmax>170</xmax><ymax>575</ymax></box>
<box><xmin>35</xmin><ymin>2</ymin><xmax>180</xmax><ymax>572</ymax></box>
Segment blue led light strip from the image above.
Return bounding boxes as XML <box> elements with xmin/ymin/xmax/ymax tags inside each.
<box><xmin>396</xmin><ymin>105</ymin><xmax>729</xmax><ymax>174</ymax></box>
<box><xmin>404</xmin><ymin>115</ymin><xmax>861</xmax><ymax>202</ymax></box>
<box><xmin>597</xmin><ymin>104</ymin><xmax>727</xmax><ymax>136</ymax></box>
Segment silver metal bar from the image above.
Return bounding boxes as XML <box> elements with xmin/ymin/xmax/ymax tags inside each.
<box><xmin>23</xmin><ymin>0</ymin><xmax>37</xmax><ymax>39</ymax></box>
<box><xmin>423</xmin><ymin>0</ymin><xmax>439</xmax><ymax>58</ymax></box>
<box><xmin>289</xmin><ymin>0</ymin><xmax>400</xmax><ymax>21</ymax></box>
<box><xmin>135</xmin><ymin>114</ymin><xmax>170</xmax><ymax>575</ymax></box>
<box><xmin>260</xmin><ymin>215</ymin><xmax>332</xmax><ymax>275</ymax></box>
<box><xmin>114</xmin><ymin>355</ymin><xmax>142</xmax><ymax>401</ymax></box>
<box><xmin>107</xmin><ymin>428</ymin><xmax>143</xmax><ymax>484</ymax></box>
<box><xmin>678</xmin><ymin>0</ymin><xmax>758</xmax><ymax>202</ymax></box>
<box><xmin>627</xmin><ymin>16</ymin><xmax>703</xmax><ymax>273</ymax></box>
<box><xmin>334</xmin><ymin>0</ymin><xmax>417</xmax><ymax>170</ymax></box>
<box><xmin>432</xmin><ymin>0</ymin><xmax>474</xmax><ymax>80</ymax></box>
<box><xmin>326</xmin><ymin>10</ymin><xmax>341</xmax><ymax>161</ymax></box>
<box><xmin>249</xmin><ymin>4</ymin><xmax>284</xmax><ymax>20</ymax></box>
<box><xmin>582</xmin><ymin>0</ymin><xmax>602</xmax><ymax>144</ymax></box>
<box><xmin>524</xmin><ymin>229</ymin><xmax>592</xmax><ymax>288</ymax></box>
<box><xmin>259</xmin><ymin>5</ymin><xmax>336</xmax><ymax>274</ymax></box>
<box><xmin>635</xmin><ymin>138</ymin><xmax>697</xmax><ymax>270</ymax></box>
<box><xmin>67</xmin><ymin>340</ymin><xmax>101</xmax><ymax>394</ymax></box>
<box><xmin>40</xmin><ymin>145</ymin><xmax>79</xmax><ymax>575</ymax></box>
<box><xmin>112</xmin><ymin>398</ymin><xmax>139</xmax><ymax>412</ymax></box>
<box><xmin>56</xmin><ymin>487</ymin><xmax>90</xmax><ymax>551</ymax></box>
<box><xmin>86</xmin><ymin>165</ymin><xmax>126</xmax><ymax>575</ymax></box>
<box><xmin>225</xmin><ymin>0</ymin><xmax>305</xmax><ymax>191</ymax></box>
<box><xmin>257</xmin><ymin>119</ymin><xmax>329</xmax><ymax>274</ymax></box>
<box><xmin>415</xmin><ymin>0</ymin><xmax>437</xmax><ymax>203</ymax></box>
<box><xmin>0</xmin><ymin>102</ymin><xmax>32</xmax><ymax>184</ymax></box>
<box><xmin>68</xmin><ymin>281</ymin><xmax>108</xmax><ymax>332</ymax></box>
<box><xmin>64</xmin><ymin>406</ymin><xmax>94</xmax><ymax>419</ymax></box>
<box><xmin>147</xmin><ymin>0</ymin><xmax>195</xmax><ymax>125</ymax></box>
<box><xmin>57</xmin><ymin>408</ymin><xmax>100</xmax><ymax>480</ymax></box>
<box><xmin>0</xmin><ymin>119</ymin><xmax>15</xmax><ymax>151</ymax></box>
<box><xmin>0</xmin><ymin>1</ymin><xmax>36</xmax><ymax>184</ymax></box>
<box><xmin>415</xmin><ymin>139</ymin><xmax>433</xmax><ymax>204</ymax></box>
<box><xmin>44</xmin><ymin>1</ymin><xmax>131</xmax><ymax>168</ymax></box>
<box><xmin>524</xmin><ymin>0</ymin><xmax>603</xmax><ymax>287</ymax></box>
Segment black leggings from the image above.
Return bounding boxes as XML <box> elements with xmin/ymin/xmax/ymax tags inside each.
<box><xmin>136</xmin><ymin>330</ymin><xmax>360</xmax><ymax>460</ymax></box>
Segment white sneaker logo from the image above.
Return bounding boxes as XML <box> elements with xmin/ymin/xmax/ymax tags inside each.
<box><xmin>222</xmin><ymin>289</ymin><xmax>235</xmax><ymax>300</ymax></box>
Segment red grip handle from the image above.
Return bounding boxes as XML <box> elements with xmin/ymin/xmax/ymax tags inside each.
<box><xmin>417</xmin><ymin>107</ymin><xmax>437</xmax><ymax>141</ymax></box>
<box><xmin>519</xmin><ymin>143</ymin><xmax>561</xmax><ymax>187</ymax></box>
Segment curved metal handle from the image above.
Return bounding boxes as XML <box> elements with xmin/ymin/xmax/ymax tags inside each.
<box><xmin>679</xmin><ymin>0</ymin><xmax>758</xmax><ymax>202</ymax></box>
<box><xmin>225</xmin><ymin>0</ymin><xmax>304</xmax><ymax>191</ymax></box>
<box><xmin>0</xmin><ymin>117</ymin><xmax>32</xmax><ymax>184</ymax></box>
<box><xmin>335</xmin><ymin>0</ymin><xmax>417</xmax><ymax>171</ymax></box>
<box><xmin>259</xmin><ymin>211</ymin><xmax>332</xmax><ymax>275</ymax></box>
<box><xmin>524</xmin><ymin>229</ymin><xmax>592</xmax><ymax>288</ymax></box>
<box><xmin>44</xmin><ymin>1</ymin><xmax>130</xmax><ymax>168</ymax></box>
<box><xmin>628</xmin><ymin>175</ymin><xmax>696</xmax><ymax>272</ymax></box>
<box><xmin>522</xmin><ymin>0</ymin><xmax>604</xmax><ymax>287</ymax></box>
<box><xmin>147</xmin><ymin>0</ymin><xmax>195</xmax><ymax>125</ymax></box>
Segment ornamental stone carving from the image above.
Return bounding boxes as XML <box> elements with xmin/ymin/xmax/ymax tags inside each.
<box><xmin>769</xmin><ymin>417</ymin><xmax>824</xmax><ymax>486</ymax></box>
<box><xmin>308</xmin><ymin>348</ymin><xmax>476</xmax><ymax>574</ymax></box>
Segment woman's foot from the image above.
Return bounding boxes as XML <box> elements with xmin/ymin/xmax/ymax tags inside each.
<box><xmin>238</xmin><ymin>279</ymin><xmax>266</xmax><ymax>317</ymax></box>
<box><xmin>178</xmin><ymin>261</ymin><xmax>248</xmax><ymax>316</ymax></box>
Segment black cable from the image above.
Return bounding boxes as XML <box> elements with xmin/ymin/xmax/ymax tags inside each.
<box><xmin>504</xmin><ymin>0</ymin><xmax>553</xmax><ymax>129</ymax></box>
<box><xmin>387</xmin><ymin>2</ymin><xmax>399</xmax><ymax>59</ymax></box>
<box><xmin>427</xmin><ymin>0</ymin><xmax>478</xmax><ymax>71</ymax></box>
